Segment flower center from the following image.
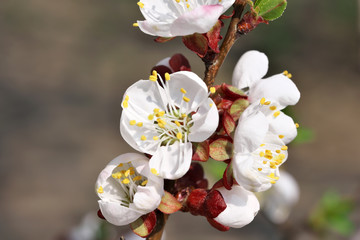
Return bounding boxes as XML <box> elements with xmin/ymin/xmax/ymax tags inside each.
<box><xmin>110</xmin><ymin>162</ymin><xmax>148</xmax><ymax>207</ymax></box>
<box><xmin>251</xmin><ymin>144</ymin><xmax>287</xmax><ymax>184</ymax></box>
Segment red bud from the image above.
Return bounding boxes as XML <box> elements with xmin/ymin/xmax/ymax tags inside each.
<box><xmin>204</xmin><ymin>190</ymin><xmax>227</xmax><ymax>218</ymax></box>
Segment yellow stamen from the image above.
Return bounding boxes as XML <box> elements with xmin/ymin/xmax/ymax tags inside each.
<box><xmin>141</xmin><ymin>180</ymin><xmax>148</xmax><ymax>186</ymax></box>
<box><xmin>133</xmin><ymin>23</ymin><xmax>139</xmax><ymax>27</ymax></box>
<box><xmin>186</xmin><ymin>3</ymin><xmax>190</xmax><ymax>8</ymax></box>
<box><xmin>177</xmin><ymin>132</ymin><xmax>183</xmax><ymax>140</ymax></box>
<box><xmin>129</xmin><ymin>120</ymin><xmax>136</xmax><ymax>125</ymax></box>
<box><xmin>174</xmin><ymin>121</ymin><xmax>181</xmax><ymax>127</ymax></box>
<box><xmin>210</xmin><ymin>87</ymin><xmax>216</xmax><ymax>94</ymax></box>
<box><xmin>260</xmin><ymin>144</ymin><xmax>265</xmax><ymax>147</ymax></box>
<box><xmin>141</xmin><ymin>135</ymin><xmax>147</xmax><ymax>141</ymax></box>
<box><xmin>137</xmin><ymin>2</ymin><xmax>144</xmax><ymax>8</ymax></box>
<box><xmin>258</xmin><ymin>168</ymin><xmax>262</xmax><ymax>171</ymax></box>
<box><xmin>279</xmin><ymin>135</ymin><xmax>284</xmax><ymax>139</ymax></box>
<box><xmin>209</xmin><ymin>103</ymin><xmax>213</xmax><ymax>107</ymax></box>
<box><xmin>148</xmin><ymin>114</ymin><xmax>154</xmax><ymax>120</ymax></box>
<box><xmin>270</xmin><ymin>180</ymin><xmax>276</xmax><ymax>184</ymax></box>
<box><xmin>125</xmin><ymin>169</ymin><xmax>131</xmax><ymax>177</ymax></box>
<box><xmin>151</xmin><ymin>168</ymin><xmax>159</xmax><ymax>175</ymax></box>
<box><xmin>97</xmin><ymin>186</ymin><xmax>104</xmax><ymax>193</ymax></box>
<box><xmin>122</xmin><ymin>178</ymin><xmax>130</xmax><ymax>184</ymax></box>
<box><xmin>123</xmin><ymin>100</ymin><xmax>128</xmax><ymax>108</ymax></box>
<box><xmin>149</xmin><ymin>75</ymin><xmax>157</xmax><ymax>82</ymax></box>
<box><xmin>152</xmin><ymin>70</ymin><xmax>157</xmax><ymax>76</ymax></box>
<box><xmin>283</xmin><ymin>70</ymin><xmax>289</xmax><ymax>75</ymax></box>
<box><xmin>133</xmin><ymin>176</ymin><xmax>142</xmax><ymax>181</ymax></box>
<box><xmin>125</xmin><ymin>95</ymin><xmax>129</xmax><ymax>101</ymax></box>
<box><xmin>260</xmin><ymin>98</ymin><xmax>266</xmax><ymax>105</ymax></box>
<box><xmin>118</xmin><ymin>163</ymin><xmax>123</xmax><ymax>167</ymax></box>
<box><xmin>183</xmin><ymin>96</ymin><xmax>190</xmax><ymax>102</ymax></box>
<box><xmin>287</xmin><ymin>73</ymin><xmax>292</xmax><ymax>78</ymax></box>
<box><xmin>273</xmin><ymin>111</ymin><xmax>280</xmax><ymax>117</ymax></box>
<box><xmin>281</xmin><ymin>146</ymin><xmax>288</xmax><ymax>150</ymax></box>
<box><xmin>180</xmin><ymin>88</ymin><xmax>187</xmax><ymax>94</ymax></box>
<box><xmin>295</xmin><ymin>123</ymin><xmax>300</xmax><ymax>128</ymax></box>
<box><xmin>181</xmin><ymin>113</ymin><xmax>187</xmax><ymax>118</ymax></box>
<box><xmin>153</xmin><ymin>108</ymin><xmax>160</xmax><ymax>113</ymax></box>
<box><xmin>153</xmin><ymin>136</ymin><xmax>159</xmax><ymax>140</ymax></box>
<box><xmin>165</xmin><ymin>73</ymin><xmax>170</xmax><ymax>81</ymax></box>
<box><xmin>276</xmin><ymin>150</ymin><xmax>281</xmax><ymax>153</ymax></box>
<box><xmin>263</xmin><ymin>161</ymin><xmax>267</xmax><ymax>164</ymax></box>
<box><xmin>259</xmin><ymin>152</ymin><xmax>265</xmax><ymax>157</ymax></box>
<box><xmin>137</xmin><ymin>122</ymin><xmax>143</xmax><ymax>127</ymax></box>
<box><xmin>270</xmin><ymin>106</ymin><xmax>277</xmax><ymax>111</ymax></box>
<box><xmin>264</xmin><ymin>101</ymin><xmax>271</xmax><ymax>105</ymax></box>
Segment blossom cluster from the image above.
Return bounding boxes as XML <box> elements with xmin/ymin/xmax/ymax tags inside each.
<box><xmin>94</xmin><ymin>1</ymin><xmax>297</xmax><ymax>238</ymax></box>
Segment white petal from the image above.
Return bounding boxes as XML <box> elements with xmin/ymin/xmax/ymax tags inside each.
<box><xmin>263</xmin><ymin>170</ymin><xmax>299</xmax><ymax>224</ymax></box>
<box><xmin>120</xmin><ymin>80</ymin><xmax>167</xmax><ymax>154</ymax></box>
<box><xmin>250</xmin><ymin>74</ymin><xmax>300</xmax><ymax>109</ymax></box>
<box><xmin>167</xmin><ymin>71</ymin><xmax>208</xmax><ymax>112</ymax></box>
<box><xmin>98</xmin><ymin>200</ymin><xmax>145</xmax><ymax>226</ymax></box>
<box><xmin>188</xmin><ymin>98</ymin><xmax>219</xmax><ymax>142</ymax></box>
<box><xmin>232</xmin><ymin>153</ymin><xmax>272</xmax><ymax>192</ymax></box>
<box><xmin>155</xmin><ymin>57</ymin><xmax>172</xmax><ymax>71</ymax></box>
<box><xmin>140</xmin><ymin>0</ymin><xmax>178</xmax><ymax>22</ymax></box>
<box><xmin>96</xmin><ymin>153</ymin><xmax>146</xmax><ymax>200</ymax></box>
<box><xmin>171</xmin><ymin>5</ymin><xmax>224</xmax><ymax>36</ymax></box>
<box><xmin>214</xmin><ymin>185</ymin><xmax>260</xmax><ymax>228</ymax></box>
<box><xmin>268</xmin><ymin>112</ymin><xmax>297</xmax><ymax>144</ymax></box>
<box><xmin>149</xmin><ymin>141</ymin><xmax>192</xmax><ymax>179</ymax></box>
<box><xmin>138</xmin><ymin>20</ymin><xmax>173</xmax><ymax>37</ymax></box>
<box><xmin>234</xmin><ymin>107</ymin><xmax>269</xmax><ymax>153</ymax></box>
<box><xmin>133</xmin><ymin>185</ymin><xmax>163</xmax><ymax>212</ymax></box>
<box><xmin>232</xmin><ymin>50</ymin><xmax>269</xmax><ymax>89</ymax></box>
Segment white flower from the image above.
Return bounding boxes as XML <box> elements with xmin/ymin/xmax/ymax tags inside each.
<box><xmin>261</xmin><ymin>170</ymin><xmax>300</xmax><ymax>224</ymax></box>
<box><xmin>95</xmin><ymin>153</ymin><xmax>164</xmax><ymax>226</ymax></box>
<box><xmin>120</xmin><ymin>71</ymin><xmax>219</xmax><ymax>179</ymax></box>
<box><xmin>136</xmin><ymin>0</ymin><xmax>235</xmax><ymax>37</ymax></box>
<box><xmin>214</xmin><ymin>185</ymin><xmax>260</xmax><ymax>228</ymax></box>
<box><xmin>232</xmin><ymin>50</ymin><xmax>300</xmax><ymax>144</ymax></box>
<box><xmin>231</xmin><ymin>51</ymin><xmax>300</xmax><ymax>192</ymax></box>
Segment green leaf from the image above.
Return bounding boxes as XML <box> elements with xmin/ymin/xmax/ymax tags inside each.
<box><xmin>209</xmin><ymin>138</ymin><xmax>233</xmax><ymax>161</ymax></box>
<box><xmin>130</xmin><ymin>211</ymin><xmax>157</xmax><ymax>237</ymax></box>
<box><xmin>254</xmin><ymin>0</ymin><xmax>287</xmax><ymax>21</ymax></box>
<box><xmin>293</xmin><ymin>127</ymin><xmax>314</xmax><ymax>144</ymax></box>
<box><xmin>157</xmin><ymin>191</ymin><xmax>182</xmax><ymax>214</ymax></box>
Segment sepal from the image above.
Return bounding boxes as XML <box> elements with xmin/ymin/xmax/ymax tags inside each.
<box><xmin>130</xmin><ymin>211</ymin><xmax>157</xmax><ymax>238</ymax></box>
<box><xmin>157</xmin><ymin>191</ymin><xmax>182</xmax><ymax>214</ymax></box>
<box><xmin>209</xmin><ymin>137</ymin><xmax>233</xmax><ymax>161</ymax></box>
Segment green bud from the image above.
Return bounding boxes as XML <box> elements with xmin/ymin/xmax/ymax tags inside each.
<box><xmin>254</xmin><ymin>0</ymin><xmax>287</xmax><ymax>21</ymax></box>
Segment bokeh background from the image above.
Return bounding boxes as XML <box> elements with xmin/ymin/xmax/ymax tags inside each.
<box><xmin>1</xmin><ymin>0</ymin><xmax>359</xmax><ymax>239</ymax></box>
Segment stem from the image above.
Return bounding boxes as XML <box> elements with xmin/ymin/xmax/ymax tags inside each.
<box><xmin>203</xmin><ymin>0</ymin><xmax>247</xmax><ymax>87</ymax></box>
<box><xmin>146</xmin><ymin>214</ymin><xmax>169</xmax><ymax>240</ymax></box>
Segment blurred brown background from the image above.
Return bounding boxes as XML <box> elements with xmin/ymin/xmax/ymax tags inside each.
<box><xmin>0</xmin><ymin>0</ymin><xmax>359</xmax><ymax>239</ymax></box>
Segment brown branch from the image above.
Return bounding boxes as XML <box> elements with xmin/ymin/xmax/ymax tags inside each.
<box><xmin>203</xmin><ymin>0</ymin><xmax>247</xmax><ymax>87</ymax></box>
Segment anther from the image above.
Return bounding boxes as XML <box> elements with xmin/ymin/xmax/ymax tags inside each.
<box><xmin>270</xmin><ymin>106</ymin><xmax>277</xmax><ymax>111</ymax></box>
<box><xmin>165</xmin><ymin>73</ymin><xmax>170</xmax><ymax>81</ymax></box>
<box><xmin>122</xmin><ymin>178</ymin><xmax>130</xmax><ymax>184</ymax></box>
<box><xmin>174</xmin><ymin>121</ymin><xmax>181</xmax><ymax>127</ymax></box>
<box><xmin>153</xmin><ymin>136</ymin><xmax>159</xmax><ymax>140</ymax></box>
<box><xmin>260</xmin><ymin>98</ymin><xmax>266</xmax><ymax>105</ymax></box>
<box><xmin>97</xmin><ymin>186</ymin><xmax>104</xmax><ymax>194</ymax></box>
<box><xmin>151</xmin><ymin>168</ymin><xmax>159</xmax><ymax>175</ymax></box>
<box><xmin>123</xmin><ymin>100</ymin><xmax>129</xmax><ymax>108</ymax></box>
<box><xmin>149</xmin><ymin>75</ymin><xmax>157</xmax><ymax>82</ymax></box>
<box><xmin>137</xmin><ymin>122</ymin><xmax>143</xmax><ymax>127</ymax></box>
<box><xmin>281</xmin><ymin>146</ymin><xmax>288</xmax><ymax>150</ymax></box>
<box><xmin>137</xmin><ymin>2</ymin><xmax>144</xmax><ymax>8</ymax></box>
<box><xmin>141</xmin><ymin>180</ymin><xmax>148</xmax><ymax>186</ymax></box>
<box><xmin>295</xmin><ymin>123</ymin><xmax>300</xmax><ymax>128</ymax></box>
<box><xmin>148</xmin><ymin>114</ymin><xmax>154</xmax><ymax>120</ymax></box>
<box><xmin>133</xmin><ymin>176</ymin><xmax>142</xmax><ymax>181</ymax></box>
<box><xmin>273</xmin><ymin>111</ymin><xmax>280</xmax><ymax>117</ymax></box>
<box><xmin>129</xmin><ymin>120</ymin><xmax>136</xmax><ymax>125</ymax></box>
<box><xmin>133</xmin><ymin>23</ymin><xmax>139</xmax><ymax>27</ymax></box>
<box><xmin>210</xmin><ymin>87</ymin><xmax>216</xmax><ymax>94</ymax></box>
<box><xmin>176</xmin><ymin>132</ymin><xmax>183</xmax><ymax>140</ymax></box>
<box><xmin>180</xmin><ymin>88</ymin><xmax>187</xmax><ymax>94</ymax></box>
<box><xmin>183</xmin><ymin>96</ymin><xmax>190</xmax><ymax>102</ymax></box>
<box><xmin>141</xmin><ymin>135</ymin><xmax>147</xmax><ymax>141</ymax></box>
<box><xmin>279</xmin><ymin>135</ymin><xmax>284</xmax><ymax>139</ymax></box>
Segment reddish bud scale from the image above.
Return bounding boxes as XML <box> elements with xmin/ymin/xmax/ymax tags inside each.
<box><xmin>207</xmin><ymin>217</ymin><xmax>230</xmax><ymax>232</ymax></box>
<box><xmin>238</xmin><ymin>12</ymin><xmax>268</xmax><ymax>35</ymax></box>
<box><xmin>186</xmin><ymin>189</ymin><xmax>208</xmax><ymax>216</ymax></box>
<box><xmin>204</xmin><ymin>190</ymin><xmax>227</xmax><ymax>219</ymax></box>
<box><xmin>97</xmin><ymin>209</ymin><xmax>105</xmax><ymax>220</ymax></box>
<box><xmin>130</xmin><ymin>211</ymin><xmax>157</xmax><ymax>238</ymax></box>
